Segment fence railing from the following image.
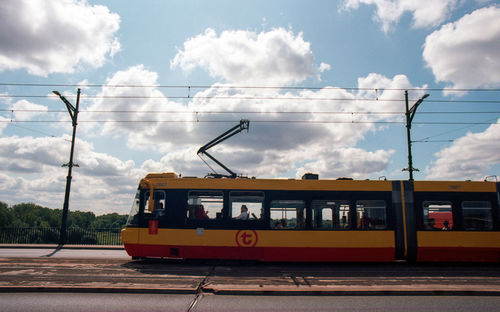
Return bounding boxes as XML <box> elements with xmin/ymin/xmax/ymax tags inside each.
<box><xmin>0</xmin><ymin>227</ymin><xmax>123</xmax><ymax>245</ymax></box>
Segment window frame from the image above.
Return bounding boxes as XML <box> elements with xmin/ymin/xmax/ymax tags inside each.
<box><xmin>186</xmin><ymin>190</ymin><xmax>224</xmax><ymax>221</ymax></box>
<box><xmin>229</xmin><ymin>191</ymin><xmax>265</xmax><ymax>221</ymax></box>
<box><xmin>462</xmin><ymin>201</ymin><xmax>493</xmax><ymax>231</ymax></box>
<box><xmin>356</xmin><ymin>200</ymin><xmax>387</xmax><ymax>230</ymax></box>
<box><xmin>422</xmin><ymin>201</ymin><xmax>454</xmax><ymax>231</ymax></box>
<box><xmin>270</xmin><ymin>199</ymin><xmax>306</xmax><ymax>230</ymax></box>
<box><xmin>142</xmin><ymin>189</ymin><xmax>167</xmax><ymax>221</ymax></box>
<box><xmin>312</xmin><ymin>199</ymin><xmax>351</xmax><ymax>230</ymax></box>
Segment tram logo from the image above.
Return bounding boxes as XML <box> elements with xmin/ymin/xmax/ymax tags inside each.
<box><xmin>235</xmin><ymin>230</ymin><xmax>258</xmax><ymax>247</ymax></box>
<box><xmin>148</xmin><ymin>220</ymin><xmax>158</xmax><ymax>235</ymax></box>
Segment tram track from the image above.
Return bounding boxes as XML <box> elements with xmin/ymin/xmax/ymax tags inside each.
<box><xmin>1</xmin><ymin>257</ymin><xmax>500</xmax><ymax>295</ymax></box>
<box><xmin>186</xmin><ymin>265</ymin><xmax>215</xmax><ymax>312</ymax></box>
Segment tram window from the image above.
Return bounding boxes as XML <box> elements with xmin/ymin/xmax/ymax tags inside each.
<box><xmin>312</xmin><ymin>200</ymin><xmax>350</xmax><ymax>229</ymax></box>
<box><xmin>462</xmin><ymin>201</ymin><xmax>493</xmax><ymax>230</ymax></box>
<box><xmin>356</xmin><ymin>200</ymin><xmax>386</xmax><ymax>230</ymax></box>
<box><xmin>230</xmin><ymin>191</ymin><xmax>264</xmax><ymax>220</ymax></box>
<box><xmin>270</xmin><ymin>200</ymin><xmax>306</xmax><ymax>229</ymax></box>
<box><xmin>422</xmin><ymin>201</ymin><xmax>453</xmax><ymax>230</ymax></box>
<box><xmin>144</xmin><ymin>190</ymin><xmax>166</xmax><ymax>216</ymax></box>
<box><xmin>187</xmin><ymin>191</ymin><xmax>223</xmax><ymax>220</ymax></box>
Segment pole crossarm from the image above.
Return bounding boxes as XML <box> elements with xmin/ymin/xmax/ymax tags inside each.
<box><xmin>408</xmin><ymin>94</ymin><xmax>429</xmax><ymax>125</ymax></box>
<box><xmin>53</xmin><ymin>91</ymin><xmax>77</xmax><ymax>124</ymax></box>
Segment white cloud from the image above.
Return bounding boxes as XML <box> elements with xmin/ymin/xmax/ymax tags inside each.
<box><xmin>423</xmin><ymin>6</ymin><xmax>500</xmax><ymax>91</ymax></box>
<box><xmin>89</xmin><ymin>64</ymin><xmax>423</xmax><ymax>179</ymax></box>
<box><xmin>342</xmin><ymin>0</ymin><xmax>457</xmax><ymax>32</ymax></box>
<box><xmin>357</xmin><ymin>73</ymin><xmax>428</xmax><ymax>112</ymax></box>
<box><xmin>0</xmin><ymin>136</ymin><xmax>68</xmax><ymax>173</ymax></box>
<box><xmin>0</xmin><ymin>135</ymin><xmax>145</xmax><ymax>214</ymax></box>
<box><xmin>11</xmin><ymin>99</ymin><xmax>48</xmax><ymax>121</ymax></box>
<box><xmin>171</xmin><ymin>28</ymin><xmax>328</xmax><ymax>85</ymax></box>
<box><xmin>87</xmin><ymin>65</ymin><xmax>193</xmax><ymax>150</ymax></box>
<box><xmin>0</xmin><ymin>0</ymin><xmax>120</xmax><ymax>76</ymax></box>
<box><xmin>426</xmin><ymin>120</ymin><xmax>500</xmax><ymax>180</ymax></box>
<box><xmin>296</xmin><ymin>147</ymin><xmax>395</xmax><ymax>179</ymax></box>
<box><xmin>319</xmin><ymin>62</ymin><xmax>332</xmax><ymax>73</ymax></box>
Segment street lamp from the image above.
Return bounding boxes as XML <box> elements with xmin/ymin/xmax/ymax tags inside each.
<box><xmin>404</xmin><ymin>91</ymin><xmax>429</xmax><ymax>181</ymax></box>
<box><xmin>53</xmin><ymin>89</ymin><xmax>81</xmax><ymax>246</ymax></box>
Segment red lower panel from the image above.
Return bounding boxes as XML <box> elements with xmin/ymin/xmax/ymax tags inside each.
<box><xmin>417</xmin><ymin>247</ymin><xmax>500</xmax><ymax>262</ymax></box>
<box><xmin>124</xmin><ymin>243</ymin><xmax>394</xmax><ymax>262</ymax></box>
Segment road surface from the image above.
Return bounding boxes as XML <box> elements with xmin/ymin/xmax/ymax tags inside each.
<box><xmin>1</xmin><ymin>247</ymin><xmax>500</xmax><ymax>311</ymax></box>
<box><xmin>1</xmin><ymin>247</ymin><xmax>499</xmax><ymax>295</ymax></box>
<box><xmin>1</xmin><ymin>293</ymin><xmax>500</xmax><ymax>312</ymax></box>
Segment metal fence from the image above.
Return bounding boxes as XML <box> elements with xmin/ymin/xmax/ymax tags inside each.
<box><xmin>0</xmin><ymin>227</ymin><xmax>123</xmax><ymax>245</ymax></box>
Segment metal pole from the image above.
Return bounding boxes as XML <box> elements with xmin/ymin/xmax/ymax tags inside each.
<box><xmin>404</xmin><ymin>91</ymin><xmax>429</xmax><ymax>181</ymax></box>
<box><xmin>55</xmin><ymin>89</ymin><xmax>80</xmax><ymax>245</ymax></box>
<box><xmin>404</xmin><ymin>90</ymin><xmax>414</xmax><ymax>181</ymax></box>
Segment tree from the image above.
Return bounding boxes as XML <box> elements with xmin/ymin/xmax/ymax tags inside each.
<box><xmin>68</xmin><ymin>210</ymin><xmax>96</xmax><ymax>229</ymax></box>
<box><xmin>91</xmin><ymin>213</ymin><xmax>127</xmax><ymax>229</ymax></box>
<box><xmin>0</xmin><ymin>202</ymin><xmax>127</xmax><ymax>229</ymax></box>
<box><xmin>0</xmin><ymin>201</ymin><xmax>13</xmax><ymax>227</ymax></box>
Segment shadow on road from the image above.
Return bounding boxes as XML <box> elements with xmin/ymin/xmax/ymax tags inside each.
<box><xmin>40</xmin><ymin>244</ymin><xmax>64</xmax><ymax>258</ymax></box>
<box><xmin>121</xmin><ymin>258</ymin><xmax>500</xmax><ymax>278</ymax></box>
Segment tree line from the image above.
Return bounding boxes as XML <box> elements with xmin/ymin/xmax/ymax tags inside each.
<box><xmin>0</xmin><ymin>201</ymin><xmax>128</xmax><ymax>229</ymax></box>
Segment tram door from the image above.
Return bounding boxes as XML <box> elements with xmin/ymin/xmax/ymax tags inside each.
<box><xmin>139</xmin><ymin>190</ymin><xmax>167</xmax><ymax>257</ymax></box>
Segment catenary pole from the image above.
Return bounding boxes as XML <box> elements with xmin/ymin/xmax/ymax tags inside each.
<box><xmin>404</xmin><ymin>90</ymin><xmax>429</xmax><ymax>181</ymax></box>
<box><xmin>53</xmin><ymin>89</ymin><xmax>80</xmax><ymax>245</ymax></box>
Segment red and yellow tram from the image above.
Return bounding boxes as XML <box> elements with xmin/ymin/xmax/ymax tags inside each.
<box><xmin>121</xmin><ymin>173</ymin><xmax>500</xmax><ymax>262</ymax></box>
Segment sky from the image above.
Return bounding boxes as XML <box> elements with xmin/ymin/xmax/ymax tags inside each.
<box><xmin>0</xmin><ymin>0</ymin><xmax>499</xmax><ymax>215</ymax></box>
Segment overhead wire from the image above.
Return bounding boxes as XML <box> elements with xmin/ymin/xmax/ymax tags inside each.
<box><xmin>2</xmin><ymin>83</ymin><xmax>499</xmax><ymax>143</ymax></box>
<box><xmin>1</xmin><ymin>82</ymin><xmax>500</xmax><ymax>92</ymax></box>
<box><xmin>413</xmin><ymin>116</ymin><xmax>500</xmax><ymax>142</ymax></box>
<box><xmin>6</xmin><ymin>123</ymin><xmax>57</xmax><ymax>138</ymax></box>
<box><xmin>1</xmin><ymin>119</ymin><xmax>499</xmax><ymax>125</ymax></box>
<box><xmin>1</xmin><ymin>93</ymin><xmax>500</xmax><ymax>104</ymax></box>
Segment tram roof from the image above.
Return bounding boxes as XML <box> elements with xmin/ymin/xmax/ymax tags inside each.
<box><xmin>140</xmin><ymin>173</ymin><xmax>497</xmax><ymax>193</ymax></box>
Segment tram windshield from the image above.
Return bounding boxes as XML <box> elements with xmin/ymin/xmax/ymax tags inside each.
<box><xmin>126</xmin><ymin>189</ymin><xmax>141</xmax><ymax>226</ymax></box>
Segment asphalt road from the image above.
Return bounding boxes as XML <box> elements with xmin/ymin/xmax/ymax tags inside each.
<box><xmin>1</xmin><ymin>247</ymin><xmax>500</xmax><ymax>311</ymax></box>
<box><xmin>2</xmin><ymin>293</ymin><xmax>500</xmax><ymax>312</ymax></box>
<box><xmin>1</xmin><ymin>248</ymin><xmax>500</xmax><ymax>295</ymax></box>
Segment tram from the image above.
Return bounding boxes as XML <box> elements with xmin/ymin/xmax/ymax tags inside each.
<box><xmin>121</xmin><ymin>172</ymin><xmax>500</xmax><ymax>262</ymax></box>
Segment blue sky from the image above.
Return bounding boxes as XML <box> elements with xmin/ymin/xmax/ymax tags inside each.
<box><xmin>1</xmin><ymin>0</ymin><xmax>499</xmax><ymax>215</ymax></box>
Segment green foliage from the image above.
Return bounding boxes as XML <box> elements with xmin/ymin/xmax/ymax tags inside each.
<box><xmin>0</xmin><ymin>201</ymin><xmax>127</xmax><ymax>229</ymax></box>
<box><xmin>91</xmin><ymin>213</ymin><xmax>128</xmax><ymax>229</ymax></box>
<box><xmin>0</xmin><ymin>201</ymin><xmax>13</xmax><ymax>227</ymax></box>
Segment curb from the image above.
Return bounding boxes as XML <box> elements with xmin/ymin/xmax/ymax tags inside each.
<box><xmin>0</xmin><ymin>286</ymin><xmax>194</xmax><ymax>294</ymax></box>
<box><xmin>206</xmin><ymin>289</ymin><xmax>500</xmax><ymax>296</ymax></box>
<box><xmin>0</xmin><ymin>244</ymin><xmax>124</xmax><ymax>250</ymax></box>
<box><xmin>1</xmin><ymin>286</ymin><xmax>499</xmax><ymax>296</ymax></box>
